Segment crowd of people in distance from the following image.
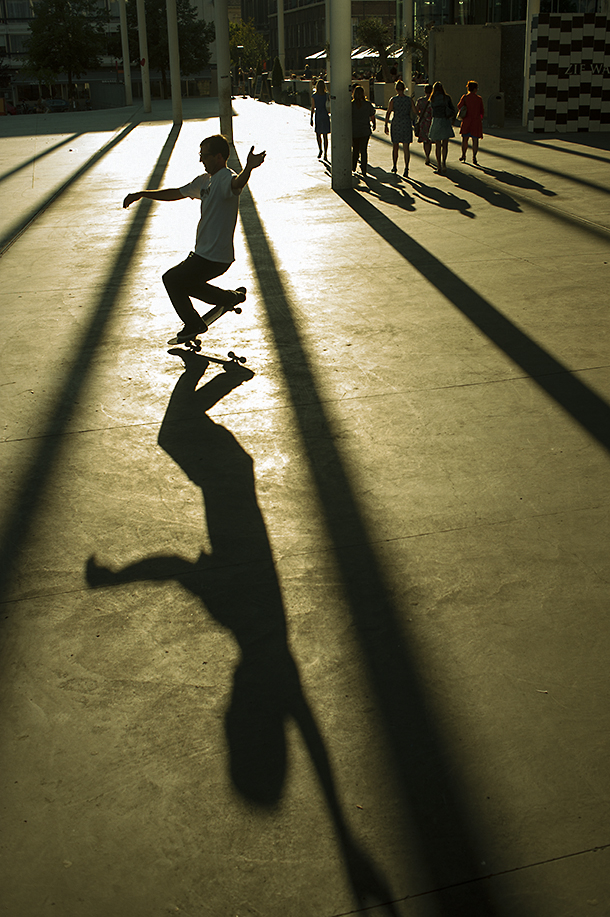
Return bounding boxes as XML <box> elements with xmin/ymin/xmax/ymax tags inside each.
<box><xmin>309</xmin><ymin>77</ymin><xmax>485</xmax><ymax>178</ymax></box>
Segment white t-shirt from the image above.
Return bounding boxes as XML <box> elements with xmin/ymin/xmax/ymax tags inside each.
<box><xmin>179</xmin><ymin>167</ymin><xmax>241</xmax><ymax>263</ymax></box>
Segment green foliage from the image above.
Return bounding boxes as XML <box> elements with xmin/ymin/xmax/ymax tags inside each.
<box><xmin>271</xmin><ymin>56</ymin><xmax>283</xmax><ymax>88</ymax></box>
<box><xmin>355</xmin><ymin>16</ymin><xmax>392</xmax><ymax>81</ymax></box>
<box><xmin>405</xmin><ymin>24</ymin><xmax>430</xmax><ymax>76</ymax></box>
<box><xmin>229</xmin><ymin>19</ymin><xmax>268</xmax><ymax>73</ymax></box>
<box><xmin>124</xmin><ymin>0</ymin><xmax>214</xmax><ymax>93</ymax></box>
<box><xmin>25</xmin><ymin>0</ymin><xmax>107</xmax><ymax>95</ymax></box>
<box><xmin>355</xmin><ymin>16</ymin><xmax>392</xmax><ymax>49</ymax></box>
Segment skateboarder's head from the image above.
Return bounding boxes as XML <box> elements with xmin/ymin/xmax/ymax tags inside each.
<box><xmin>199</xmin><ymin>134</ymin><xmax>230</xmax><ymax>174</ymax></box>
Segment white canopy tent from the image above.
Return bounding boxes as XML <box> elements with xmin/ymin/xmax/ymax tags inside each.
<box><xmin>305</xmin><ymin>45</ymin><xmax>404</xmax><ymax>62</ymax></box>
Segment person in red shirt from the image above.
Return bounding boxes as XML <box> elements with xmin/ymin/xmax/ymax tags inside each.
<box><xmin>457</xmin><ymin>81</ymin><xmax>484</xmax><ymax>165</ymax></box>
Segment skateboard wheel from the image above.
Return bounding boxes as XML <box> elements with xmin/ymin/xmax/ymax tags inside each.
<box><xmin>238</xmin><ymin>356</ymin><xmax>246</xmax><ymax>363</ymax></box>
<box><xmin>234</xmin><ymin>306</ymin><xmax>242</xmax><ymax>314</ymax></box>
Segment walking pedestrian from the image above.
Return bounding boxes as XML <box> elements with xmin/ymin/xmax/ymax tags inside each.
<box><xmin>415</xmin><ymin>84</ymin><xmax>433</xmax><ymax>166</ymax></box>
<box><xmin>384</xmin><ymin>80</ymin><xmax>417</xmax><ymax>178</ymax></box>
<box><xmin>351</xmin><ymin>85</ymin><xmax>376</xmax><ymax>176</ymax></box>
<box><xmin>310</xmin><ymin>79</ymin><xmax>331</xmax><ymax>160</ymax></box>
<box><xmin>429</xmin><ymin>81</ymin><xmax>456</xmax><ymax>175</ymax></box>
<box><xmin>123</xmin><ymin>134</ymin><xmax>266</xmax><ymax>344</ymax></box>
<box><xmin>457</xmin><ymin>81</ymin><xmax>484</xmax><ymax>165</ymax></box>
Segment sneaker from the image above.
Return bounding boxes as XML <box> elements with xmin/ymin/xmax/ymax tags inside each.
<box><xmin>171</xmin><ymin>319</ymin><xmax>207</xmax><ymax>343</ymax></box>
<box><xmin>230</xmin><ymin>286</ymin><xmax>247</xmax><ymax>307</ymax></box>
<box><xmin>403</xmin><ymin>168</ymin><xmax>409</xmax><ymax>178</ymax></box>
<box><xmin>391</xmin><ymin>165</ymin><xmax>397</xmax><ymax>173</ymax></box>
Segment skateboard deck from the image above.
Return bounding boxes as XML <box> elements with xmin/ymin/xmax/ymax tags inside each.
<box><xmin>167</xmin><ymin>287</ymin><xmax>246</xmax><ymax>346</ymax></box>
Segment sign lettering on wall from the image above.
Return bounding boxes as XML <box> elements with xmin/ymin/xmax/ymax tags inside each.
<box><xmin>563</xmin><ymin>63</ymin><xmax>610</xmax><ymax>77</ymax></box>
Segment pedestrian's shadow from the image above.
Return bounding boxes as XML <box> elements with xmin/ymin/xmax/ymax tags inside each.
<box><xmin>446</xmin><ymin>167</ymin><xmax>523</xmax><ymax>212</ymax></box>
<box><xmin>475</xmin><ymin>164</ymin><xmax>557</xmax><ymax>196</ymax></box>
<box><xmin>86</xmin><ymin>350</ymin><xmax>398</xmax><ymax>913</ymax></box>
<box><xmin>357</xmin><ymin>167</ymin><xmax>417</xmax><ymax>211</ymax></box>
<box><xmin>358</xmin><ymin>167</ymin><xmax>476</xmax><ymax>217</ymax></box>
<box><xmin>409</xmin><ymin>177</ymin><xmax>476</xmax><ymax>218</ymax></box>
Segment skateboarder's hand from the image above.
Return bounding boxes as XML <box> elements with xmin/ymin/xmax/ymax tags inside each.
<box><xmin>86</xmin><ymin>556</ymin><xmax>115</xmax><ymax>586</ymax></box>
<box><xmin>123</xmin><ymin>192</ymin><xmax>141</xmax><ymax>209</ymax></box>
<box><xmin>246</xmin><ymin>146</ymin><xmax>266</xmax><ymax>170</ymax></box>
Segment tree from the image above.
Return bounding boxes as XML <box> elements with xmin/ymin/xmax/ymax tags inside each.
<box><xmin>25</xmin><ymin>0</ymin><xmax>107</xmax><ymax>99</ymax></box>
<box><xmin>405</xmin><ymin>25</ymin><xmax>431</xmax><ymax>81</ymax></box>
<box><xmin>229</xmin><ymin>18</ymin><xmax>268</xmax><ymax>74</ymax></box>
<box><xmin>355</xmin><ymin>17</ymin><xmax>393</xmax><ymax>82</ymax></box>
<box><xmin>124</xmin><ymin>0</ymin><xmax>214</xmax><ymax>97</ymax></box>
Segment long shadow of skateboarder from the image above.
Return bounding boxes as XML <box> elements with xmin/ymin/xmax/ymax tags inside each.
<box><xmin>86</xmin><ymin>351</ymin><xmax>398</xmax><ymax>913</ymax></box>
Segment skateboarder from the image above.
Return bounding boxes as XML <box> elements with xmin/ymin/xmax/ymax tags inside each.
<box><xmin>123</xmin><ymin>134</ymin><xmax>266</xmax><ymax>342</ymax></box>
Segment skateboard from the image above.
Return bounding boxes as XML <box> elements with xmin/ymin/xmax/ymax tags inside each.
<box><xmin>167</xmin><ymin>287</ymin><xmax>246</xmax><ymax>346</ymax></box>
<box><xmin>206</xmin><ymin>350</ymin><xmax>247</xmax><ymax>366</ymax></box>
<box><xmin>169</xmin><ymin>347</ymin><xmax>247</xmax><ymax>367</ymax></box>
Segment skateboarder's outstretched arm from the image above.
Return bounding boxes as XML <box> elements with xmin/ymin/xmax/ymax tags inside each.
<box><xmin>123</xmin><ymin>188</ymin><xmax>183</xmax><ymax>208</ymax></box>
<box><xmin>231</xmin><ymin>146</ymin><xmax>266</xmax><ymax>192</ymax></box>
<box><xmin>86</xmin><ymin>553</ymin><xmax>200</xmax><ymax>587</ymax></box>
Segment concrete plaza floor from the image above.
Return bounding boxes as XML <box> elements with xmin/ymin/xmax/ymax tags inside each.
<box><xmin>0</xmin><ymin>96</ymin><xmax>609</xmax><ymax>916</ymax></box>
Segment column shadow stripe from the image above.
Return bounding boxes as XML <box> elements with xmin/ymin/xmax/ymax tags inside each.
<box><xmin>0</xmin><ymin>123</ymin><xmax>182</xmax><ymax>606</ymax></box>
<box><xmin>237</xmin><ymin>177</ymin><xmax>520</xmax><ymax>916</ymax></box>
<box><xmin>339</xmin><ymin>188</ymin><xmax>610</xmax><ymax>454</ymax></box>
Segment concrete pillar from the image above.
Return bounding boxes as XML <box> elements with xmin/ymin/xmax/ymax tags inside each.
<box><xmin>402</xmin><ymin>0</ymin><xmax>413</xmax><ymax>92</ymax></box>
<box><xmin>522</xmin><ymin>0</ymin><xmax>541</xmax><ymax>126</ymax></box>
<box><xmin>166</xmin><ymin>0</ymin><xmax>182</xmax><ymax>124</ymax></box>
<box><xmin>325</xmin><ymin>0</ymin><xmax>331</xmax><ymax>82</ymax></box>
<box><xmin>136</xmin><ymin>0</ymin><xmax>151</xmax><ymax>113</ymax></box>
<box><xmin>214</xmin><ymin>0</ymin><xmax>232</xmax><ymax>142</ymax></box>
<box><xmin>278</xmin><ymin>0</ymin><xmax>285</xmax><ymax>75</ymax></box>
<box><xmin>329</xmin><ymin>0</ymin><xmax>351</xmax><ymax>191</ymax></box>
<box><xmin>118</xmin><ymin>0</ymin><xmax>133</xmax><ymax>106</ymax></box>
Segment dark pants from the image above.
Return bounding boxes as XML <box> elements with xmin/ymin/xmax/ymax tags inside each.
<box><xmin>162</xmin><ymin>252</ymin><xmax>232</xmax><ymax>327</ymax></box>
<box><xmin>352</xmin><ymin>135</ymin><xmax>371</xmax><ymax>173</ymax></box>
